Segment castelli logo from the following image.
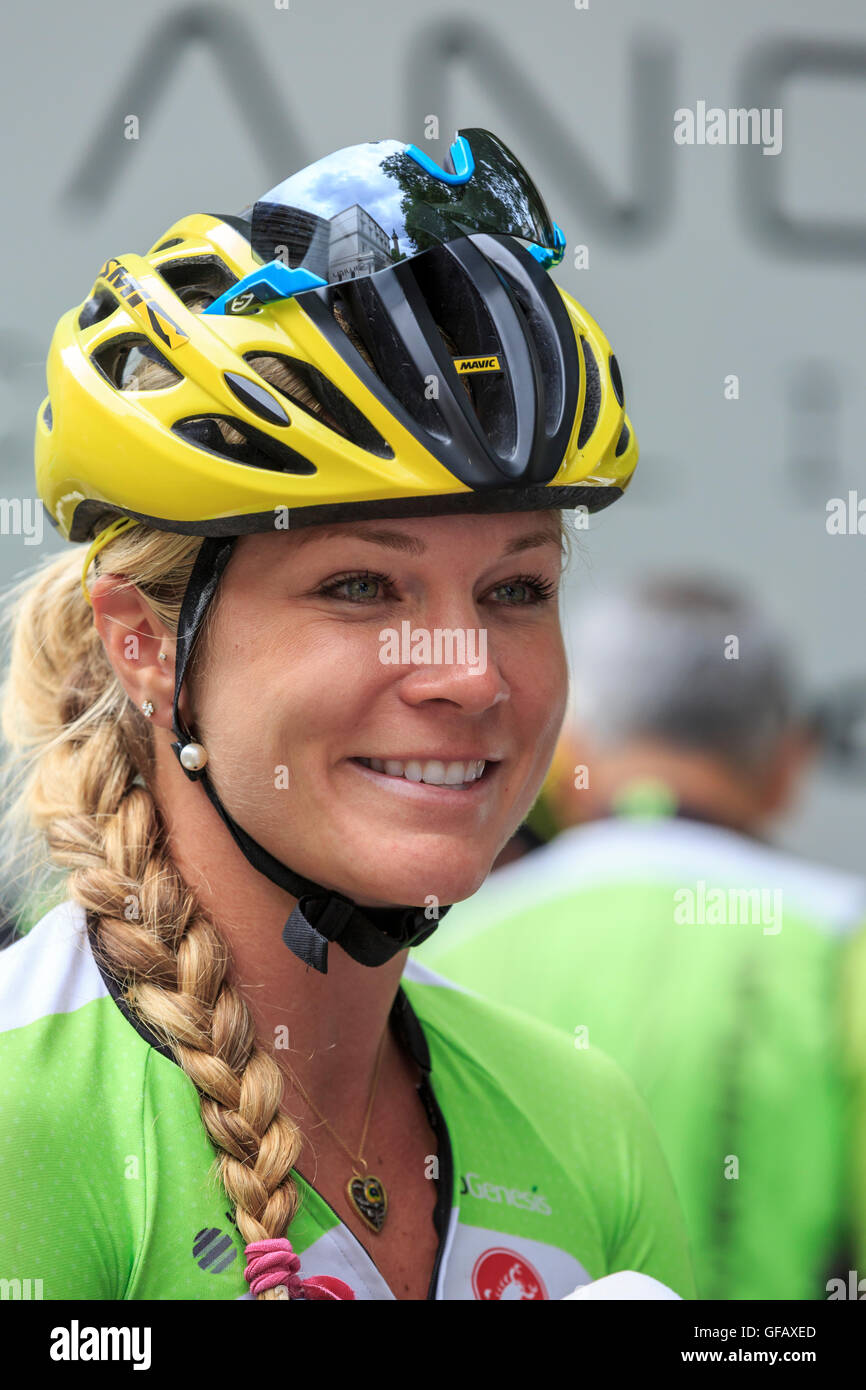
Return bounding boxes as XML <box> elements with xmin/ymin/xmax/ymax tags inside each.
<box><xmin>471</xmin><ymin>1248</ymin><xmax>547</xmax><ymax>1300</ymax></box>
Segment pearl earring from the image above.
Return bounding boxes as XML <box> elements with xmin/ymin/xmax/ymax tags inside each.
<box><xmin>158</xmin><ymin>651</ymin><xmax>168</xmax><ymax>663</ymax></box>
<box><xmin>179</xmin><ymin>742</ymin><xmax>208</xmax><ymax>772</ymax></box>
<box><xmin>141</xmin><ymin>700</ymin><xmax>155</xmax><ymax>717</ymax></box>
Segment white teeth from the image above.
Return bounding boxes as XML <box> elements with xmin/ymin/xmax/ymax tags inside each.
<box><xmin>356</xmin><ymin>757</ymin><xmax>487</xmax><ymax>786</ymax></box>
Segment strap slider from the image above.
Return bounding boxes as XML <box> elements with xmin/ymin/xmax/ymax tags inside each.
<box><xmin>303</xmin><ymin>895</ymin><xmax>355</xmax><ymax>943</ymax></box>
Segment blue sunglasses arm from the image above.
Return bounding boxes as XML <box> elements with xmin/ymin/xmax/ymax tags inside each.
<box><xmin>203</xmin><ymin>261</ymin><xmax>328</xmax><ymax>315</ymax></box>
<box><xmin>527</xmin><ymin>221</ymin><xmax>567</xmax><ymax>268</ymax></box>
<box><xmin>403</xmin><ymin>134</ymin><xmax>475</xmax><ymax>185</ymax></box>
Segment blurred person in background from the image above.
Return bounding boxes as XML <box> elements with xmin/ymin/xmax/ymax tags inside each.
<box><xmin>417</xmin><ymin>576</ymin><xmax>866</xmax><ymax>1299</ymax></box>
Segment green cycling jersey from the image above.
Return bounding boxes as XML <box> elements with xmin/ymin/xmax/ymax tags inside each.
<box><xmin>0</xmin><ymin>896</ymin><xmax>695</xmax><ymax>1300</ymax></box>
<box><xmin>417</xmin><ymin>813</ymin><xmax>864</xmax><ymax>1300</ymax></box>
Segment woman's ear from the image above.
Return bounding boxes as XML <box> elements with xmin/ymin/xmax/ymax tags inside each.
<box><xmin>88</xmin><ymin>573</ymin><xmax>176</xmax><ymax>732</ymax></box>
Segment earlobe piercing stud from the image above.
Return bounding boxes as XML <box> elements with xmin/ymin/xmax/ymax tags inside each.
<box><xmin>141</xmin><ymin>700</ymin><xmax>155</xmax><ymax>717</ymax></box>
<box><xmin>158</xmin><ymin>651</ymin><xmax>168</xmax><ymax>663</ymax></box>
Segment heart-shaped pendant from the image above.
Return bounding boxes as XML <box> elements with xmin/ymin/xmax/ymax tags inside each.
<box><xmin>348</xmin><ymin>1174</ymin><xmax>388</xmax><ymax>1233</ymax></box>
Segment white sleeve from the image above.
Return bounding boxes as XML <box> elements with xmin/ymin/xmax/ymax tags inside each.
<box><xmin>563</xmin><ymin>1271</ymin><xmax>682</xmax><ymax>1300</ymax></box>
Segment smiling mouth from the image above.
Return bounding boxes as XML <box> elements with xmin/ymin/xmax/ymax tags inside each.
<box><xmin>351</xmin><ymin>756</ymin><xmax>493</xmax><ymax>788</ymax></box>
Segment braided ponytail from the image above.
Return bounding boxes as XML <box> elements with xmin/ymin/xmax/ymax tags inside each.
<box><xmin>0</xmin><ymin>527</ymin><xmax>304</xmax><ymax>1299</ymax></box>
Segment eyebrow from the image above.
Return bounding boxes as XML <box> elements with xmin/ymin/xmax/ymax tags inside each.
<box><xmin>290</xmin><ymin>522</ymin><xmax>562</xmax><ymax>558</ymax></box>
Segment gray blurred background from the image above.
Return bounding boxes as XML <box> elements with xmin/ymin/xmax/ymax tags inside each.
<box><xmin>1</xmin><ymin>0</ymin><xmax>863</xmax><ymax>867</ymax></box>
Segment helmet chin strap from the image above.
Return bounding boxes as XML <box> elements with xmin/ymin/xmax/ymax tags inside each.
<box><xmin>167</xmin><ymin>535</ymin><xmax>448</xmax><ymax>973</ymax></box>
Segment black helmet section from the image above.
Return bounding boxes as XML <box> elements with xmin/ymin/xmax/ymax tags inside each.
<box><xmin>168</xmin><ymin>535</ymin><xmax>446</xmax><ymax>973</ymax></box>
<box><xmin>297</xmin><ymin>232</ymin><xmax>580</xmax><ymax>492</ymax></box>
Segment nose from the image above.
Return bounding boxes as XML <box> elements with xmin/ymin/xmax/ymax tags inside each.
<box><xmin>394</xmin><ymin>621</ymin><xmax>510</xmax><ymax>715</ymax></box>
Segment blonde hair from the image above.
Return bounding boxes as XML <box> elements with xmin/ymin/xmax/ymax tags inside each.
<box><xmin>0</xmin><ymin>523</ymin><xmax>302</xmax><ymax>1299</ymax></box>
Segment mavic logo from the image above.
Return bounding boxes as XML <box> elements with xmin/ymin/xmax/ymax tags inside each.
<box><xmin>453</xmin><ymin>355</ymin><xmax>501</xmax><ymax>374</ymax></box>
<box><xmin>97</xmin><ymin>257</ymin><xmax>189</xmax><ymax>351</ymax></box>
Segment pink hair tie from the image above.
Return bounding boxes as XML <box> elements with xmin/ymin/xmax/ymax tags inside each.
<box><xmin>244</xmin><ymin>1238</ymin><xmax>355</xmax><ymax>1300</ymax></box>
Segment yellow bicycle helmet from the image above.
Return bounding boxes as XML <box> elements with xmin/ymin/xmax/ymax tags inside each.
<box><xmin>34</xmin><ymin>127</ymin><xmax>639</xmax><ymax>972</ymax></box>
<box><xmin>37</xmin><ymin>127</ymin><xmax>636</xmax><ymax>547</ymax></box>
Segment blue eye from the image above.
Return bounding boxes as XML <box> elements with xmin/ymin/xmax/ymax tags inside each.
<box><xmin>315</xmin><ymin>569</ymin><xmax>557</xmax><ymax>605</ymax></box>
<box><xmin>317</xmin><ymin>570</ymin><xmax>391</xmax><ymax>602</ymax></box>
<box><xmin>490</xmin><ymin>574</ymin><xmax>558</xmax><ymax>604</ymax></box>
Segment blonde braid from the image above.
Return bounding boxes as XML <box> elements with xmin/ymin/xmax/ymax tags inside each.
<box><xmin>0</xmin><ymin>527</ymin><xmax>304</xmax><ymax>1299</ymax></box>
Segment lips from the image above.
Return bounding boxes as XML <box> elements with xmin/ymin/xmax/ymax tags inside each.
<box><xmin>353</xmin><ymin>756</ymin><xmax>489</xmax><ymax>786</ymax></box>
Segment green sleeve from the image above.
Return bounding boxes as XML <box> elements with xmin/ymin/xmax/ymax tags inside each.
<box><xmin>842</xmin><ymin>923</ymin><xmax>866</xmax><ymax>1274</ymax></box>
<box><xmin>585</xmin><ymin>1049</ymin><xmax>698</xmax><ymax>1300</ymax></box>
<box><xmin>0</xmin><ymin>1005</ymin><xmax>141</xmax><ymax>1300</ymax></box>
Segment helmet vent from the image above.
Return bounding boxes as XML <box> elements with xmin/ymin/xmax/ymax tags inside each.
<box><xmin>327</xmin><ymin>280</ymin><xmax>451</xmax><ymax>444</ymax></box>
<box><xmin>244</xmin><ymin>352</ymin><xmax>393</xmax><ymax>459</ymax></box>
<box><xmin>577</xmin><ymin>337</ymin><xmax>601</xmax><ymax>449</ymax></box>
<box><xmin>149</xmin><ymin>237</ymin><xmax>184</xmax><ymax>254</ymax></box>
<box><xmin>155</xmin><ymin>256</ymin><xmax>237</xmax><ymax>311</ymax></box>
<box><xmin>409</xmin><ymin>245</ymin><xmax>516</xmax><ymax>454</ymax></box>
<box><xmin>328</xmin><ymin>295</ymin><xmax>380</xmax><ymax>376</ymax></box>
<box><xmin>614</xmin><ymin>421</ymin><xmax>630</xmax><ymax>457</ymax></box>
<box><xmin>91</xmin><ymin>336</ymin><xmax>182</xmax><ymax>391</ymax></box>
<box><xmin>609</xmin><ymin>353</ymin><xmax>624</xmax><ymax>407</ymax></box>
<box><xmin>78</xmin><ymin>287</ymin><xmax>119</xmax><ymax>331</ymax></box>
<box><xmin>470</xmin><ymin>246</ymin><xmax>565</xmax><ymax>438</ymax></box>
<box><xmin>224</xmin><ymin>371</ymin><xmax>290</xmax><ymax>427</ymax></box>
<box><xmin>42</xmin><ymin>402</ymin><xmax>53</xmax><ymax>431</ymax></box>
<box><xmin>172</xmin><ymin>414</ymin><xmax>317</xmax><ymax>475</ymax></box>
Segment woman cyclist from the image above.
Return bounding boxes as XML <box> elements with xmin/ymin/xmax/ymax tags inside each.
<box><xmin>0</xmin><ymin>129</ymin><xmax>695</xmax><ymax>1301</ymax></box>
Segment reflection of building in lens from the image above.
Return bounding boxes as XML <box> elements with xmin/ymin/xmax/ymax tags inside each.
<box><xmin>328</xmin><ymin>204</ymin><xmax>394</xmax><ymax>282</ymax></box>
<box><xmin>259</xmin><ymin>204</ymin><xmax>332</xmax><ymax>281</ymax></box>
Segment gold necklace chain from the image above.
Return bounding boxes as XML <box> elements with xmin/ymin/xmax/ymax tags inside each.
<box><xmin>278</xmin><ymin>1025</ymin><xmax>388</xmax><ymax>1177</ymax></box>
